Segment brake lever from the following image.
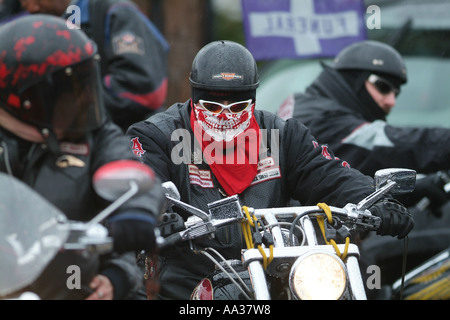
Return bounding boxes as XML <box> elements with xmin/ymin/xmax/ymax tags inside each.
<box><xmin>165</xmin><ymin>195</ymin><xmax>210</xmax><ymax>222</ymax></box>
<box><xmin>356</xmin><ymin>180</ymin><xmax>397</xmax><ymax>211</ymax></box>
<box><xmin>342</xmin><ymin>203</ymin><xmax>381</xmax><ymax>232</ymax></box>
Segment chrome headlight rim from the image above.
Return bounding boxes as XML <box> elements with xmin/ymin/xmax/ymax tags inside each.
<box><xmin>289</xmin><ymin>250</ymin><xmax>348</xmax><ymax>300</ymax></box>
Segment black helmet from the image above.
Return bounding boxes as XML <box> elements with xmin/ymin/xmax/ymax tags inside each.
<box><xmin>333</xmin><ymin>40</ymin><xmax>407</xmax><ymax>84</ymax></box>
<box><xmin>0</xmin><ymin>14</ymin><xmax>106</xmax><ymax>139</ymax></box>
<box><xmin>189</xmin><ymin>40</ymin><xmax>259</xmax><ymax>92</ymax></box>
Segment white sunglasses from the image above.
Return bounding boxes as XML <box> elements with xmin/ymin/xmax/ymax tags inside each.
<box><xmin>198</xmin><ymin>99</ymin><xmax>253</xmax><ymax>114</ymax></box>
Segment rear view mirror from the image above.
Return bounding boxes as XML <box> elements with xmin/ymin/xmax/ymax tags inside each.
<box><xmin>375</xmin><ymin>168</ymin><xmax>416</xmax><ymax>194</ymax></box>
<box><xmin>162</xmin><ymin>181</ymin><xmax>181</xmax><ymax>201</ymax></box>
<box><xmin>357</xmin><ymin>168</ymin><xmax>416</xmax><ymax>211</ymax></box>
<box><xmin>93</xmin><ymin>160</ymin><xmax>155</xmax><ymax>201</ymax></box>
<box><xmin>88</xmin><ymin>160</ymin><xmax>157</xmax><ymax>228</ymax></box>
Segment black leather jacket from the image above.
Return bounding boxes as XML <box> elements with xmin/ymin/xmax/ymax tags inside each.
<box><xmin>0</xmin><ymin>121</ymin><xmax>155</xmax><ymax>299</ymax></box>
<box><xmin>127</xmin><ymin>100</ymin><xmax>377</xmax><ymax>299</ymax></box>
<box><xmin>286</xmin><ymin>65</ymin><xmax>450</xmax><ymax>176</ymax></box>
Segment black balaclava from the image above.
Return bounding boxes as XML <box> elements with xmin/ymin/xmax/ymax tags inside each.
<box><xmin>337</xmin><ymin>69</ymin><xmax>401</xmax><ymax>121</ymax></box>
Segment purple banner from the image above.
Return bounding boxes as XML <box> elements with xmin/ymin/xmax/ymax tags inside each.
<box><xmin>241</xmin><ymin>0</ymin><xmax>367</xmax><ymax>60</ymax></box>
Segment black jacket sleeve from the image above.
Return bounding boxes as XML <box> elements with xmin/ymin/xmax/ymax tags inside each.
<box><xmin>91</xmin><ymin>121</ymin><xmax>165</xmax><ymax>218</ymax></box>
<box><xmin>282</xmin><ymin>118</ymin><xmax>376</xmax><ymax>207</ymax></box>
<box><xmin>344</xmin><ymin>121</ymin><xmax>450</xmax><ymax>175</ymax></box>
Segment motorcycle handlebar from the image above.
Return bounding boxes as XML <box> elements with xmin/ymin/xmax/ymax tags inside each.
<box><xmin>156</xmin><ymin>202</ymin><xmax>381</xmax><ymax>250</ymax></box>
<box><xmin>158</xmin><ymin>168</ymin><xmax>416</xmax><ymax>248</ymax></box>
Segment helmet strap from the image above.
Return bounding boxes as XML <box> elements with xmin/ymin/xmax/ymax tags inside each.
<box><xmin>40</xmin><ymin>128</ymin><xmax>61</xmax><ymax>157</ymax></box>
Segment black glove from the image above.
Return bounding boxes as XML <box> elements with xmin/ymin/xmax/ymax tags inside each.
<box><xmin>107</xmin><ymin>212</ymin><xmax>157</xmax><ymax>254</ymax></box>
<box><xmin>413</xmin><ymin>172</ymin><xmax>450</xmax><ymax>217</ymax></box>
<box><xmin>369</xmin><ymin>199</ymin><xmax>414</xmax><ymax>239</ymax></box>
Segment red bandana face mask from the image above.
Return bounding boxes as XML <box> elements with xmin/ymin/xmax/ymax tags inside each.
<box><xmin>193</xmin><ymin>101</ymin><xmax>254</xmax><ymax>142</ymax></box>
<box><xmin>190</xmin><ymin>100</ymin><xmax>260</xmax><ymax>196</ymax></box>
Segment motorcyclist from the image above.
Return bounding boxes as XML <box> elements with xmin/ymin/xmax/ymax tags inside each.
<box><xmin>20</xmin><ymin>0</ymin><xmax>169</xmax><ymax>133</ymax></box>
<box><xmin>126</xmin><ymin>40</ymin><xmax>414</xmax><ymax>300</ymax></box>
<box><xmin>277</xmin><ymin>40</ymin><xmax>450</xmax><ymax>294</ymax></box>
<box><xmin>0</xmin><ymin>14</ymin><xmax>165</xmax><ymax>299</ymax></box>
<box><xmin>278</xmin><ymin>40</ymin><xmax>450</xmax><ymax>215</ymax></box>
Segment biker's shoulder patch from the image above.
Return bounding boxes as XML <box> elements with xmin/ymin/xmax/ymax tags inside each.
<box><xmin>251</xmin><ymin>156</ymin><xmax>281</xmax><ymax>185</ymax></box>
<box><xmin>188</xmin><ymin>164</ymin><xmax>214</xmax><ymax>188</ymax></box>
<box><xmin>59</xmin><ymin>142</ymin><xmax>89</xmax><ymax>155</ymax></box>
<box><xmin>131</xmin><ymin>136</ymin><xmax>146</xmax><ymax>157</ymax></box>
<box><xmin>112</xmin><ymin>32</ymin><xmax>144</xmax><ymax>55</ymax></box>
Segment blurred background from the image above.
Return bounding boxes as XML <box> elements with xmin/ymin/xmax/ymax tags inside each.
<box><xmin>2</xmin><ymin>0</ymin><xmax>449</xmax><ymax>128</ymax></box>
<box><xmin>128</xmin><ymin>0</ymin><xmax>450</xmax><ymax>129</ymax></box>
<box><xmin>133</xmin><ymin>0</ymin><xmax>245</xmax><ymax>108</ymax></box>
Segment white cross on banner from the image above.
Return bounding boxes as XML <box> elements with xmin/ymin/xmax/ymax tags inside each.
<box><xmin>242</xmin><ymin>0</ymin><xmax>367</xmax><ymax>60</ymax></box>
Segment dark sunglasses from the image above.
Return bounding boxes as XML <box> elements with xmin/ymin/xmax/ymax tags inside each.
<box><xmin>368</xmin><ymin>74</ymin><xmax>400</xmax><ymax>96</ymax></box>
<box><xmin>198</xmin><ymin>99</ymin><xmax>253</xmax><ymax>114</ymax></box>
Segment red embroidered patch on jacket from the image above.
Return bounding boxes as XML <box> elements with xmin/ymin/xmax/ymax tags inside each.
<box><xmin>131</xmin><ymin>136</ymin><xmax>146</xmax><ymax>157</ymax></box>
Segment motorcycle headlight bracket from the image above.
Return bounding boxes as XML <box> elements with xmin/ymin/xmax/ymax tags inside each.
<box><xmin>289</xmin><ymin>250</ymin><xmax>348</xmax><ymax>300</ymax></box>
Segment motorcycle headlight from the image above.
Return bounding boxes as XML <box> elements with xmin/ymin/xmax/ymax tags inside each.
<box><xmin>289</xmin><ymin>251</ymin><xmax>347</xmax><ymax>300</ymax></box>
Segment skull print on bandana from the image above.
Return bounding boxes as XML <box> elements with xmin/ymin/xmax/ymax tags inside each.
<box><xmin>190</xmin><ymin>100</ymin><xmax>261</xmax><ymax>196</ymax></box>
<box><xmin>193</xmin><ymin>102</ymin><xmax>254</xmax><ymax>142</ymax></box>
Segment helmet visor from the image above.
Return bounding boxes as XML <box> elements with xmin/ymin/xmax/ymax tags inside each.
<box><xmin>19</xmin><ymin>59</ymin><xmax>105</xmax><ymax>139</ymax></box>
